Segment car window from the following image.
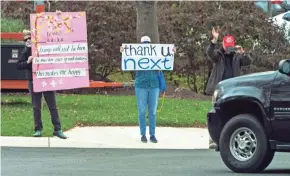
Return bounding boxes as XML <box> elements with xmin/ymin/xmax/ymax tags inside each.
<box><xmin>282</xmin><ymin>13</ymin><xmax>290</xmax><ymax>21</ymax></box>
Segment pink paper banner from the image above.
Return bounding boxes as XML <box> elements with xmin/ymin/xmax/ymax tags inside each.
<box><xmin>30</xmin><ymin>12</ymin><xmax>89</xmax><ymax>92</ymax></box>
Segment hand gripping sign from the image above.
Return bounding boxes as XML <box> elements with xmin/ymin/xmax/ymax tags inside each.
<box><xmin>30</xmin><ymin>11</ymin><xmax>89</xmax><ymax>92</ymax></box>
<box><xmin>121</xmin><ymin>43</ymin><xmax>175</xmax><ymax>71</ymax></box>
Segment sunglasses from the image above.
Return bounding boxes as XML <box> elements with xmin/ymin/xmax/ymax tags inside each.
<box><xmin>23</xmin><ymin>37</ymin><xmax>31</xmax><ymax>42</ymax></box>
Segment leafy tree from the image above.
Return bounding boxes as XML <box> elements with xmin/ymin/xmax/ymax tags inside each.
<box><xmin>158</xmin><ymin>1</ymin><xmax>290</xmax><ymax>93</ymax></box>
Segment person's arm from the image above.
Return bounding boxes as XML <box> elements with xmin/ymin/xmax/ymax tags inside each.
<box><xmin>240</xmin><ymin>53</ymin><xmax>252</xmax><ymax>66</ymax></box>
<box><xmin>16</xmin><ymin>48</ymin><xmax>29</xmax><ymax>70</ymax></box>
<box><xmin>206</xmin><ymin>40</ymin><xmax>219</xmax><ymax>63</ymax></box>
<box><xmin>206</xmin><ymin>27</ymin><xmax>220</xmax><ymax>63</ymax></box>
<box><xmin>235</xmin><ymin>45</ymin><xmax>252</xmax><ymax>66</ymax></box>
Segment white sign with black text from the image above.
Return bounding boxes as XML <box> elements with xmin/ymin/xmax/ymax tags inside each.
<box><xmin>121</xmin><ymin>43</ymin><xmax>175</xmax><ymax>71</ymax></box>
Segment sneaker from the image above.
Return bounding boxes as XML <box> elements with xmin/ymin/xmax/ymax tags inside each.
<box><xmin>53</xmin><ymin>130</ymin><xmax>67</xmax><ymax>139</ymax></box>
<box><xmin>150</xmin><ymin>135</ymin><xmax>158</xmax><ymax>143</ymax></box>
<box><xmin>209</xmin><ymin>143</ymin><xmax>217</xmax><ymax>149</ymax></box>
<box><xmin>141</xmin><ymin>135</ymin><xmax>147</xmax><ymax>143</ymax></box>
<box><xmin>209</xmin><ymin>139</ymin><xmax>217</xmax><ymax>149</ymax></box>
<box><xmin>33</xmin><ymin>130</ymin><xmax>42</xmax><ymax>137</ymax></box>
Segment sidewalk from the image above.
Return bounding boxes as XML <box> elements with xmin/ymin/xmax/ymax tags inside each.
<box><xmin>0</xmin><ymin>126</ymin><xmax>210</xmax><ymax>149</ymax></box>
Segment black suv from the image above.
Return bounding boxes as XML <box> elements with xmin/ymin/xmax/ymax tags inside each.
<box><xmin>207</xmin><ymin>59</ymin><xmax>290</xmax><ymax>173</ymax></box>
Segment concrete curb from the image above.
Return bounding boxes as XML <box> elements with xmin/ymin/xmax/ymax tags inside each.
<box><xmin>0</xmin><ymin>136</ymin><xmax>210</xmax><ymax>149</ymax></box>
<box><xmin>1</xmin><ymin>136</ymin><xmax>50</xmax><ymax>147</ymax></box>
<box><xmin>0</xmin><ymin>127</ymin><xmax>210</xmax><ymax>149</ymax></box>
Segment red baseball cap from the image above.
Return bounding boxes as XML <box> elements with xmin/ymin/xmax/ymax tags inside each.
<box><xmin>223</xmin><ymin>35</ymin><xmax>235</xmax><ymax>48</ymax></box>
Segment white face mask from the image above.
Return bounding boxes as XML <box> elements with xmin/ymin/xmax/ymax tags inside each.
<box><xmin>25</xmin><ymin>40</ymin><xmax>32</xmax><ymax>47</ymax></box>
<box><xmin>24</xmin><ymin>35</ymin><xmax>31</xmax><ymax>47</ymax></box>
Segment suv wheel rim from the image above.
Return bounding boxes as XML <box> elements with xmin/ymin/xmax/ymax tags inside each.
<box><xmin>229</xmin><ymin>127</ymin><xmax>257</xmax><ymax>162</ymax></box>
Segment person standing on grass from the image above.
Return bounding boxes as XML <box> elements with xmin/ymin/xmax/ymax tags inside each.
<box><xmin>16</xmin><ymin>29</ymin><xmax>67</xmax><ymax>139</ymax></box>
<box><xmin>120</xmin><ymin>36</ymin><xmax>176</xmax><ymax>143</ymax></box>
<box><xmin>206</xmin><ymin>27</ymin><xmax>252</xmax><ymax>149</ymax></box>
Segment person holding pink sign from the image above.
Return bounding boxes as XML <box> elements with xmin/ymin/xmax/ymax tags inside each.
<box><xmin>16</xmin><ymin>29</ymin><xmax>67</xmax><ymax>139</ymax></box>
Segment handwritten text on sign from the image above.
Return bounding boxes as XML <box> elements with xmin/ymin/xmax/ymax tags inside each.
<box><xmin>36</xmin><ymin>68</ymin><xmax>86</xmax><ymax>78</ymax></box>
<box><xmin>34</xmin><ymin>56</ymin><xmax>88</xmax><ymax>64</ymax></box>
<box><xmin>36</xmin><ymin>43</ymin><xmax>88</xmax><ymax>55</ymax></box>
<box><xmin>121</xmin><ymin>44</ymin><xmax>175</xmax><ymax>71</ymax></box>
<box><xmin>30</xmin><ymin>12</ymin><xmax>89</xmax><ymax>92</ymax></box>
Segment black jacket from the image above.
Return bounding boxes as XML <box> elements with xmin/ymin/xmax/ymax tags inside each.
<box><xmin>205</xmin><ymin>42</ymin><xmax>253</xmax><ymax>95</ymax></box>
<box><xmin>17</xmin><ymin>46</ymin><xmax>33</xmax><ymax>81</ymax></box>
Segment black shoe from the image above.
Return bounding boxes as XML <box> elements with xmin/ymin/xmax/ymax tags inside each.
<box><xmin>150</xmin><ymin>135</ymin><xmax>158</xmax><ymax>143</ymax></box>
<box><xmin>141</xmin><ymin>135</ymin><xmax>147</xmax><ymax>143</ymax></box>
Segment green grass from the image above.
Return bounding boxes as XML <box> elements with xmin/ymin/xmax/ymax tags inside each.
<box><xmin>1</xmin><ymin>17</ymin><xmax>26</xmax><ymax>32</ymax></box>
<box><xmin>108</xmin><ymin>71</ymin><xmax>207</xmax><ymax>91</ymax></box>
<box><xmin>1</xmin><ymin>17</ymin><xmax>26</xmax><ymax>42</ymax></box>
<box><xmin>1</xmin><ymin>94</ymin><xmax>212</xmax><ymax>137</ymax></box>
<box><xmin>108</xmin><ymin>72</ymin><xmax>133</xmax><ymax>82</ymax></box>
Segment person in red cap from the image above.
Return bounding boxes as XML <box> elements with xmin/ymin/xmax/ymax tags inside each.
<box><xmin>205</xmin><ymin>27</ymin><xmax>252</xmax><ymax>149</ymax></box>
<box><xmin>205</xmin><ymin>27</ymin><xmax>253</xmax><ymax>96</ymax></box>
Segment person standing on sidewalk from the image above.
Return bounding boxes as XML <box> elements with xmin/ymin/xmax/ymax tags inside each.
<box><xmin>205</xmin><ymin>27</ymin><xmax>252</xmax><ymax>149</ymax></box>
<box><xmin>120</xmin><ymin>36</ymin><xmax>175</xmax><ymax>143</ymax></box>
<box><xmin>16</xmin><ymin>29</ymin><xmax>67</xmax><ymax>139</ymax></box>
<box><xmin>205</xmin><ymin>27</ymin><xmax>252</xmax><ymax>95</ymax></box>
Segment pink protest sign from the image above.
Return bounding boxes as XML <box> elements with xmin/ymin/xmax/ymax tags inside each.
<box><xmin>30</xmin><ymin>12</ymin><xmax>89</xmax><ymax>92</ymax></box>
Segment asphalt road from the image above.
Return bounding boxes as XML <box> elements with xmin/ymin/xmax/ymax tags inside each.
<box><xmin>1</xmin><ymin>147</ymin><xmax>290</xmax><ymax>176</ymax></box>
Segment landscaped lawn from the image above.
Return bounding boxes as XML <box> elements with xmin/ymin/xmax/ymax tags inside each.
<box><xmin>1</xmin><ymin>94</ymin><xmax>212</xmax><ymax>137</ymax></box>
<box><xmin>1</xmin><ymin>17</ymin><xmax>26</xmax><ymax>33</ymax></box>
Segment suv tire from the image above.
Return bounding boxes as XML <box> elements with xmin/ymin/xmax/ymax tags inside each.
<box><xmin>219</xmin><ymin>114</ymin><xmax>273</xmax><ymax>173</ymax></box>
<box><xmin>257</xmin><ymin>147</ymin><xmax>275</xmax><ymax>171</ymax></box>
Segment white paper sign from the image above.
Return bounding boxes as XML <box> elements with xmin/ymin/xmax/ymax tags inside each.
<box><xmin>37</xmin><ymin>43</ymin><xmax>88</xmax><ymax>55</ymax></box>
<box><xmin>35</xmin><ymin>68</ymin><xmax>86</xmax><ymax>78</ymax></box>
<box><xmin>34</xmin><ymin>56</ymin><xmax>88</xmax><ymax>64</ymax></box>
<box><xmin>121</xmin><ymin>43</ymin><xmax>175</xmax><ymax>71</ymax></box>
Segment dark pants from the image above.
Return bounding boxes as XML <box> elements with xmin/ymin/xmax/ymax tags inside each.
<box><xmin>28</xmin><ymin>81</ymin><xmax>61</xmax><ymax>132</ymax></box>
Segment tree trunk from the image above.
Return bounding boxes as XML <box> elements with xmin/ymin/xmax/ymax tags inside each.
<box><xmin>136</xmin><ymin>1</ymin><xmax>159</xmax><ymax>43</ymax></box>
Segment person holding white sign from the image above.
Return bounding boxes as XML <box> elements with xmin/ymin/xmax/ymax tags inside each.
<box><xmin>120</xmin><ymin>36</ymin><xmax>176</xmax><ymax>143</ymax></box>
<box><xmin>16</xmin><ymin>29</ymin><xmax>67</xmax><ymax>139</ymax></box>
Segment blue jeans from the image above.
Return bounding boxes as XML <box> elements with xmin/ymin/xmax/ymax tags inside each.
<box><xmin>135</xmin><ymin>87</ymin><xmax>159</xmax><ymax>136</ymax></box>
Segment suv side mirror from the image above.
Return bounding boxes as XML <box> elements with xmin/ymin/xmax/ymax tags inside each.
<box><xmin>282</xmin><ymin>12</ymin><xmax>290</xmax><ymax>22</ymax></box>
<box><xmin>278</xmin><ymin>59</ymin><xmax>290</xmax><ymax>75</ymax></box>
